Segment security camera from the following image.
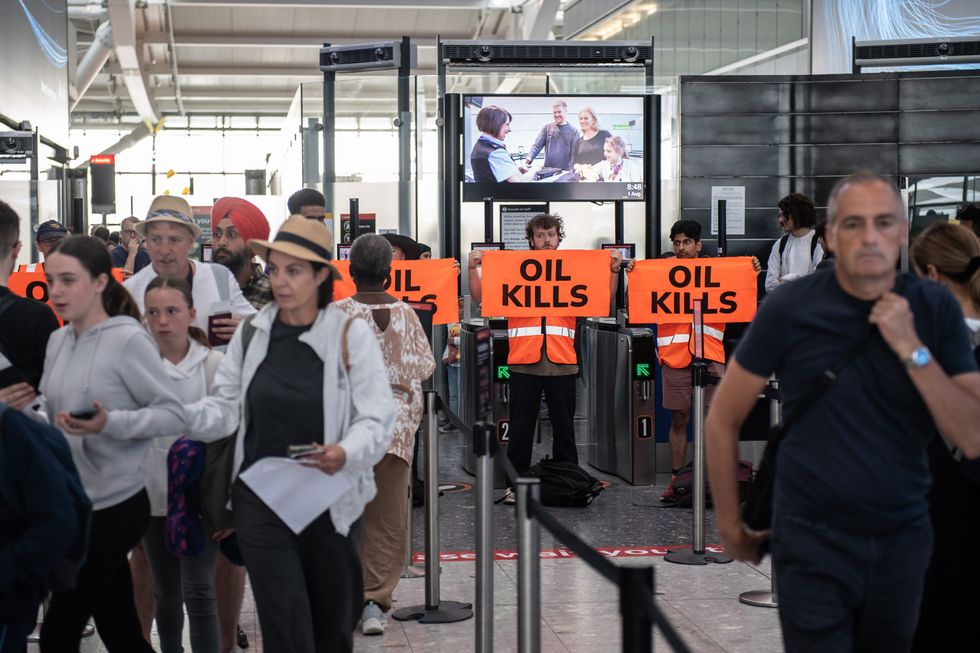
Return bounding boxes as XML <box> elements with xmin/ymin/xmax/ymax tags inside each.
<box><xmin>329</xmin><ymin>51</ymin><xmax>341</xmax><ymax>64</ymax></box>
<box><xmin>936</xmin><ymin>42</ymin><xmax>951</xmax><ymax>57</ymax></box>
<box><xmin>623</xmin><ymin>46</ymin><xmax>639</xmax><ymax>62</ymax></box>
<box><xmin>374</xmin><ymin>47</ymin><xmax>386</xmax><ymax>61</ymax></box>
<box><xmin>477</xmin><ymin>45</ymin><xmax>494</xmax><ymax>62</ymax></box>
<box><xmin>0</xmin><ymin>131</ymin><xmax>33</xmax><ymax>161</ymax></box>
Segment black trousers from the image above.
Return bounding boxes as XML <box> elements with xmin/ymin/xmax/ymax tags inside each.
<box><xmin>233</xmin><ymin>481</ymin><xmax>362</xmax><ymax>653</ymax></box>
<box><xmin>506</xmin><ymin>372</ymin><xmax>578</xmax><ymax>475</ymax></box>
<box><xmin>40</xmin><ymin>490</ymin><xmax>153</xmax><ymax>653</ymax></box>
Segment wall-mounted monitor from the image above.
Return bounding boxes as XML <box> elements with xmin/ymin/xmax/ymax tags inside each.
<box><xmin>462</xmin><ymin>94</ymin><xmax>646</xmax><ymax>202</ymax></box>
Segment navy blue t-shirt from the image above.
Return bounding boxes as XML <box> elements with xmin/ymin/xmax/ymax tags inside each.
<box><xmin>110</xmin><ymin>244</ymin><xmax>151</xmax><ymax>273</ymax></box>
<box><xmin>735</xmin><ymin>268</ymin><xmax>977</xmax><ymax>534</ymax></box>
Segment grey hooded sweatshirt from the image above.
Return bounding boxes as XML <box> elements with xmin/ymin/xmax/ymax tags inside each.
<box><xmin>39</xmin><ymin>315</ymin><xmax>186</xmax><ymax>511</ymax></box>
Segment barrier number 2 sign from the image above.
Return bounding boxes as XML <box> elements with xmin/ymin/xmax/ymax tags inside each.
<box><xmin>497</xmin><ymin>419</ymin><xmax>510</xmax><ymax>443</ymax></box>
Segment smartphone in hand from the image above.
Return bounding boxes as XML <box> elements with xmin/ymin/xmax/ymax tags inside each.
<box><xmin>69</xmin><ymin>406</ymin><xmax>98</xmax><ymax>420</ymax></box>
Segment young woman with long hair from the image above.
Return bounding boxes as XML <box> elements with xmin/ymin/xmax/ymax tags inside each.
<box><xmin>35</xmin><ymin>236</ymin><xmax>186</xmax><ymax>652</ymax></box>
<box><xmin>910</xmin><ymin>222</ymin><xmax>980</xmax><ymax>652</ymax></box>
<box><xmin>141</xmin><ymin>275</ymin><xmax>225</xmax><ymax>653</ymax></box>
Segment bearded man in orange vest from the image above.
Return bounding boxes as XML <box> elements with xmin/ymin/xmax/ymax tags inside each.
<box><xmin>469</xmin><ymin>213</ymin><xmax>631</xmax><ymax>503</ymax></box>
<box><xmin>659</xmin><ymin>219</ymin><xmax>734</xmax><ymax>502</ymax></box>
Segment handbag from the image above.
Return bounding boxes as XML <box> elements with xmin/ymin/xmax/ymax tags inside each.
<box><xmin>742</xmin><ymin>325</ymin><xmax>875</xmax><ymax>532</ymax></box>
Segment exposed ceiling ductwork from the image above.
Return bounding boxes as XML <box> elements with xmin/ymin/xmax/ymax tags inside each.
<box><xmin>106</xmin><ymin>0</ymin><xmax>160</xmax><ymax>126</ymax></box>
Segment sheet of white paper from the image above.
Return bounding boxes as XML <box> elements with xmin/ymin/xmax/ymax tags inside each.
<box><xmin>239</xmin><ymin>457</ymin><xmax>352</xmax><ymax>534</ymax></box>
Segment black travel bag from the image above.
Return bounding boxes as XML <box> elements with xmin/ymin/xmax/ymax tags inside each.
<box><xmin>527</xmin><ymin>459</ymin><xmax>604</xmax><ymax>507</ymax></box>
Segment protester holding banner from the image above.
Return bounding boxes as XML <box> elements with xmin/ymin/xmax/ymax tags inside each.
<box><xmin>468</xmin><ymin>213</ymin><xmax>629</xmax><ymax>504</ymax></box>
<box><xmin>182</xmin><ymin>216</ymin><xmax>394</xmax><ymax>653</ymax></box>
<box><xmin>764</xmin><ymin>193</ymin><xmax>823</xmax><ymax>292</ymax></box>
<box><xmin>334</xmin><ymin>233</ymin><xmax>435</xmax><ymax>636</ymax></box>
<box><xmin>658</xmin><ymin>220</ymin><xmax>728</xmax><ymax>503</ymax></box>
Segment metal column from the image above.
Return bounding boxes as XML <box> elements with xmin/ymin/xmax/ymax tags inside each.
<box><xmin>398</xmin><ymin>36</ymin><xmax>412</xmax><ymax>235</ymax></box>
<box><xmin>517</xmin><ymin>478</ymin><xmax>541</xmax><ymax>653</ymax></box>
<box><xmin>321</xmin><ymin>47</ymin><xmax>335</xmax><ymax>214</ymax></box>
<box><xmin>474</xmin><ymin>422</ymin><xmax>496</xmax><ymax>653</ymax></box>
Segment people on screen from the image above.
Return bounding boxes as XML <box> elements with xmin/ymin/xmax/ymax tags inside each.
<box><xmin>596</xmin><ymin>136</ymin><xmax>641</xmax><ymax>183</ymax></box>
<box><xmin>469</xmin><ymin>105</ymin><xmax>527</xmax><ymax>184</ymax></box>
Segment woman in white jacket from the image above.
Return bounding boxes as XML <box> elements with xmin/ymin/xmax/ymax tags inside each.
<box><xmin>142</xmin><ymin>274</ymin><xmax>224</xmax><ymax>653</ymax></box>
<box><xmin>34</xmin><ymin>236</ymin><xmax>186</xmax><ymax>652</ymax></box>
<box><xmin>186</xmin><ymin>216</ymin><xmax>395</xmax><ymax>653</ymax></box>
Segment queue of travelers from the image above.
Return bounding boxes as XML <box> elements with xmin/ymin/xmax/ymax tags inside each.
<box><xmin>1</xmin><ymin>183</ymin><xmax>979</xmax><ymax>653</ymax></box>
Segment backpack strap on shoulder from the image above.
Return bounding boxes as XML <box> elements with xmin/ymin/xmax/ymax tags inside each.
<box><xmin>241</xmin><ymin>315</ymin><xmax>257</xmax><ymax>359</ymax></box>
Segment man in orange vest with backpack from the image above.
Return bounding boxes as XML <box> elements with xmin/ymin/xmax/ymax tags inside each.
<box><xmin>469</xmin><ymin>213</ymin><xmax>630</xmax><ymax>503</ymax></box>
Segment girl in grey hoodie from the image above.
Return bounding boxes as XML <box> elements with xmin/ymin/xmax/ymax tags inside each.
<box><xmin>140</xmin><ymin>275</ymin><xmax>224</xmax><ymax>653</ymax></box>
<box><xmin>34</xmin><ymin>236</ymin><xmax>185</xmax><ymax>653</ymax></box>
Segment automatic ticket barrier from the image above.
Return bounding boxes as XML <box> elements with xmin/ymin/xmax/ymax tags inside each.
<box><xmin>460</xmin><ymin>319</ymin><xmax>511</xmax><ymax>487</ymax></box>
<box><xmin>584</xmin><ymin>318</ymin><xmax>657</xmax><ymax>485</ymax></box>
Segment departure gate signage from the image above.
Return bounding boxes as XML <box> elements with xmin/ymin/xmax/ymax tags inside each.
<box><xmin>627</xmin><ymin>258</ymin><xmax>757</xmax><ymax>324</ymax></box>
<box><xmin>479</xmin><ymin>250</ymin><xmax>611</xmax><ymax>317</ymax></box>
<box><xmin>331</xmin><ymin>259</ymin><xmax>458</xmax><ymax>324</ymax></box>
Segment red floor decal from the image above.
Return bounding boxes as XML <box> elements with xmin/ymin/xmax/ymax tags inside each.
<box><xmin>412</xmin><ymin>544</ymin><xmax>727</xmax><ymax>563</ymax></box>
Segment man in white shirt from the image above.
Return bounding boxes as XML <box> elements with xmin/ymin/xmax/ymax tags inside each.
<box><xmin>124</xmin><ymin>195</ymin><xmax>256</xmax><ymax>342</ymax></box>
<box><xmin>765</xmin><ymin>193</ymin><xmax>824</xmax><ymax>292</ymax></box>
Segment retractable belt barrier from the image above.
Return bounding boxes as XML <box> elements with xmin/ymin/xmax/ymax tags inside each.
<box><xmin>664</xmin><ymin>300</ymin><xmax>734</xmax><ymax>567</ymax></box>
<box><xmin>392</xmin><ymin>390</ymin><xmax>473</xmax><ymax>625</ymax></box>
<box><xmin>473</xmin><ymin>424</ymin><xmax>695</xmax><ymax>653</ymax></box>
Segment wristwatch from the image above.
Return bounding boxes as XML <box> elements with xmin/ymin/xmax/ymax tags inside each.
<box><xmin>904</xmin><ymin>346</ymin><xmax>932</xmax><ymax>369</ymax></box>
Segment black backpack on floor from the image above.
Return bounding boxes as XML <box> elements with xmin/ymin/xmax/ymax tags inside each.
<box><xmin>527</xmin><ymin>460</ymin><xmax>603</xmax><ymax>507</ymax></box>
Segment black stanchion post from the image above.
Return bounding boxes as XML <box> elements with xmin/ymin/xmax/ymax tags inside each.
<box><xmin>474</xmin><ymin>422</ymin><xmax>496</xmax><ymax>653</ymax></box>
<box><xmin>392</xmin><ymin>391</ymin><xmax>473</xmax><ymax>624</ymax></box>
<box><xmin>619</xmin><ymin>566</ymin><xmax>653</xmax><ymax>653</ymax></box>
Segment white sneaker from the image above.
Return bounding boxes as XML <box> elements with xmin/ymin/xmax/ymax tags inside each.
<box><xmin>501</xmin><ymin>488</ymin><xmax>516</xmax><ymax>505</ymax></box>
<box><xmin>361</xmin><ymin>601</ymin><xmax>387</xmax><ymax>636</ymax></box>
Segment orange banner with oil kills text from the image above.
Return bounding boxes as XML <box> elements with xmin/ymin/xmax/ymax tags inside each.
<box><xmin>10</xmin><ymin>264</ymin><xmax>126</xmax><ymax>325</ymax></box>
<box><xmin>627</xmin><ymin>257</ymin><xmax>757</xmax><ymax>324</ymax></box>
<box><xmin>479</xmin><ymin>250</ymin><xmax>612</xmax><ymax>318</ymax></box>
<box><xmin>331</xmin><ymin>259</ymin><xmax>459</xmax><ymax>324</ymax></box>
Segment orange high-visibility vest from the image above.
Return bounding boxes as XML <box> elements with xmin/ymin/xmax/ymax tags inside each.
<box><xmin>656</xmin><ymin>322</ymin><xmax>726</xmax><ymax>369</ymax></box>
<box><xmin>507</xmin><ymin>316</ymin><xmax>577</xmax><ymax>365</ymax></box>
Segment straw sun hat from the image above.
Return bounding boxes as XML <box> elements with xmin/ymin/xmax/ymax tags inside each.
<box><xmin>136</xmin><ymin>195</ymin><xmax>203</xmax><ymax>239</ymax></box>
<box><xmin>248</xmin><ymin>214</ymin><xmax>340</xmax><ymax>279</ymax></box>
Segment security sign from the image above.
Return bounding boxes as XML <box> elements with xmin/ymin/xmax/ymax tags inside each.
<box><xmin>479</xmin><ymin>250</ymin><xmax>611</xmax><ymax>318</ymax></box>
<box><xmin>627</xmin><ymin>258</ymin><xmax>757</xmax><ymax>324</ymax></box>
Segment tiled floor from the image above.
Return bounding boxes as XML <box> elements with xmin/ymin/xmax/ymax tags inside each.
<box><xmin>45</xmin><ymin>426</ymin><xmax>783</xmax><ymax>652</ymax></box>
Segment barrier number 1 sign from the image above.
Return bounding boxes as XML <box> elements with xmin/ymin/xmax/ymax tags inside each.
<box><xmin>637</xmin><ymin>416</ymin><xmax>653</xmax><ymax>440</ymax></box>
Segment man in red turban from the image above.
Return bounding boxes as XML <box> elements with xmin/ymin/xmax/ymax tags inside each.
<box><xmin>211</xmin><ymin>197</ymin><xmax>273</xmax><ymax>309</ymax></box>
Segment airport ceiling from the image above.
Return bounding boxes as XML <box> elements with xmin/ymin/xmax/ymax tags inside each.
<box><xmin>69</xmin><ymin>0</ymin><xmax>567</xmax><ymax>127</ymax></box>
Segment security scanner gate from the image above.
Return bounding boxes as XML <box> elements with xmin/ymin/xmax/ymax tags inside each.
<box><xmin>584</xmin><ymin>318</ymin><xmax>657</xmax><ymax>485</ymax></box>
<box><xmin>460</xmin><ymin>319</ymin><xmax>510</xmax><ymax>487</ymax></box>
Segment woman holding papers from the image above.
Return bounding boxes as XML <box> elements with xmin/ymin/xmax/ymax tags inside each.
<box><xmin>187</xmin><ymin>216</ymin><xmax>394</xmax><ymax>653</ymax></box>
<box><xmin>334</xmin><ymin>234</ymin><xmax>436</xmax><ymax>636</ymax></box>
<box><xmin>141</xmin><ymin>275</ymin><xmax>225</xmax><ymax>653</ymax></box>
<box><xmin>32</xmin><ymin>236</ymin><xmax>186</xmax><ymax>652</ymax></box>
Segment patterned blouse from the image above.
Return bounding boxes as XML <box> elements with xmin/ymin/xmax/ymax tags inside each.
<box><xmin>333</xmin><ymin>297</ymin><xmax>436</xmax><ymax>465</ymax></box>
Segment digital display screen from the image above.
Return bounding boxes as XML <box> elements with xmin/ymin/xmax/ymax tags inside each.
<box><xmin>463</xmin><ymin>95</ymin><xmax>646</xmax><ymax>202</ymax></box>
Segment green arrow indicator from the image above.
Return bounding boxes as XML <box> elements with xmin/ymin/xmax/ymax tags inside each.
<box><xmin>636</xmin><ymin>363</ymin><xmax>650</xmax><ymax>377</ymax></box>
<box><xmin>497</xmin><ymin>365</ymin><xmax>510</xmax><ymax>380</ymax></box>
